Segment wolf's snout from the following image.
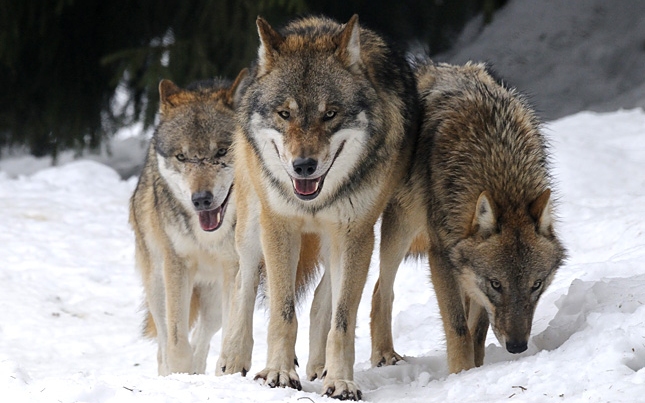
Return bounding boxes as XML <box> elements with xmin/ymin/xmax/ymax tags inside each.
<box><xmin>192</xmin><ymin>191</ymin><xmax>214</xmax><ymax>211</ymax></box>
<box><xmin>505</xmin><ymin>340</ymin><xmax>528</xmax><ymax>354</ymax></box>
<box><xmin>292</xmin><ymin>158</ymin><xmax>318</xmax><ymax>177</ymax></box>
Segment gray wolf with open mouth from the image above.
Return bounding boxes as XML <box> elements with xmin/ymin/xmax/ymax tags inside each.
<box><xmin>220</xmin><ymin>14</ymin><xmax>419</xmax><ymax>400</ymax></box>
<box><xmin>129</xmin><ymin>69</ymin><xmax>247</xmax><ymax>375</ymax></box>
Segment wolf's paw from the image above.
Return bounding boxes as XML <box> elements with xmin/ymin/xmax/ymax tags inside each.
<box><xmin>306</xmin><ymin>362</ymin><xmax>325</xmax><ymax>381</ymax></box>
<box><xmin>371</xmin><ymin>349</ymin><xmax>403</xmax><ymax>367</ymax></box>
<box><xmin>216</xmin><ymin>354</ymin><xmax>251</xmax><ymax>376</ymax></box>
<box><xmin>323</xmin><ymin>379</ymin><xmax>363</xmax><ymax>401</ymax></box>
<box><xmin>254</xmin><ymin>367</ymin><xmax>301</xmax><ymax>390</ymax></box>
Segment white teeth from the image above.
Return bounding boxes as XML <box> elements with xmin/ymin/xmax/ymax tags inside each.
<box><xmin>313</xmin><ymin>180</ymin><xmax>319</xmax><ymax>192</ymax></box>
<box><xmin>216</xmin><ymin>211</ymin><xmax>221</xmax><ymax>223</ymax></box>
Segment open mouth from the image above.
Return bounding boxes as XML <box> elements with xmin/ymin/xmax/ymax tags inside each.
<box><xmin>289</xmin><ymin>141</ymin><xmax>345</xmax><ymax>201</ymax></box>
<box><xmin>198</xmin><ymin>185</ymin><xmax>233</xmax><ymax>232</ymax></box>
<box><xmin>292</xmin><ymin>175</ymin><xmax>325</xmax><ymax>200</ymax></box>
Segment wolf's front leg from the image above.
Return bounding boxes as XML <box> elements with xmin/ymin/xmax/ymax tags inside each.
<box><xmin>322</xmin><ymin>224</ymin><xmax>373</xmax><ymax>401</ymax></box>
<box><xmin>163</xmin><ymin>255</ymin><xmax>194</xmax><ymax>374</ymax></box>
<box><xmin>254</xmin><ymin>214</ymin><xmax>302</xmax><ymax>389</ymax></box>
<box><xmin>428</xmin><ymin>247</ymin><xmax>475</xmax><ymax>373</ymax></box>
<box><xmin>191</xmin><ymin>282</ymin><xmax>222</xmax><ymax>374</ymax></box>
<box><xmin>307</xmin><ymin>268</ymin><xmax>331</xmax><ymax>381</ymax></box>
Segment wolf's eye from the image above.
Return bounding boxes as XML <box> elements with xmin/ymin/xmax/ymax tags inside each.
<box><xmin>531</xmin><ymin>280</ymin><xmax>543</xmax><ymax>292</ymax></box>
<box><xmin>323</xmin><ymin>110</ymin><xmax>337</xmax><ymax>121</ymax></box>
<box><xmin>278</xmin><ymin>110</ymin><xmax>290</xmax><ymax>120</ymax></box>
<box><xmin>176</xmin><ymin>153</ymin><xmax>186</xmax><ymax>162</ymax></box>
<box><xmin>490</xmin><ymin>280</ymin><xmax>502</xmax><ymax>291</ymax></box>
<box><xmin>215</xmin><ymin>148</ymin><xmax>228</xmax><ymax>157</ymax></box>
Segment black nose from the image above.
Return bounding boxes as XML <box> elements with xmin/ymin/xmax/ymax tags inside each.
<box><xmin>506</xmin><ymin>340</ymin><xmax>528</xmax><ymax>354</ymax></box>
<box><xmin>292</xmin><ymin>158</ymin><xmax>318</xmax><ymax>177</ymax></box>
<box><xmin>192</xmin><ymin>191</ymin><xmax>214</xmax><ymax>211</ymax></box>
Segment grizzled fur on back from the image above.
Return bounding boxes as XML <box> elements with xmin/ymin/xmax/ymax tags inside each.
<box><xmin>417</xmin><ymin>61</ymin><xmax>551</xmax><ymax>240</ymax></box>
<box><xmin>370</xmin><ymin>60</ymin><xmax>565</xmax><ymax>374</ymax></box>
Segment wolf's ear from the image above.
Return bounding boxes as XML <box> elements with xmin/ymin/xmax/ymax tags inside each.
<box><xmin>530</xmin><ymin>188</ymin><xmax>553</xmax><ymax>236</ymax></box>
<box><xmin>159</xmin><ymin>79</ymin><xmax>182</xmax><ymax>113</ymax></box>
<box><xmin>225</xmin><ymin>68</ymin><xmax>249</xmax><ymax>107</ymax></box>
<box><xmin>471</xmin><ymin>191</ymin><xmax>497</xmax><ymax>237</ymax></box>
<box><xmin>257</xmin><ymin>17</ymin><xmax>284</xmax><ymax>75</ymax></box>
<box><xmin>335</xmin><ymin>14</ymin><xmax>362</xmax><ymax>72</ymax></box>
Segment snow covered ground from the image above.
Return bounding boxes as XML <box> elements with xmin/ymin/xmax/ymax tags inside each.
<box><xmin>436</xmin><ymin>0</ymin><xmax>645</xmax><ymax>120</ymax></box>
<box><xmin>1</xmin><ymin>108</ymin><xmax>644</xmax><ymax>402</ymax></box>
<box><xmin>2</xmin><ymin>0</ymin><xmax>645</xmax><ymax>401</ymax></box>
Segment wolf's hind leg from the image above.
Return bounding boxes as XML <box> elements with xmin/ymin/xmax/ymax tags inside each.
<box><xmin>370</xmin><ymin>201</ymin><xmax>424</xmax><ymax>367</ymax></box>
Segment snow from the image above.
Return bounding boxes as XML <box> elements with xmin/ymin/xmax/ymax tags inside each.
<box><xmin>437</xmin><ymin>0</ymin><xmax>645</xmax><ymax>120</ymax></box>
<box><xmin>2</xmin><ymin>0</ymin><xmax>645</xmax><ymax>401</ymax></box>
<box><xmin>2</xmin><ymin>110</ymin><xmax>645</xmax><ymax>402</ymax></box>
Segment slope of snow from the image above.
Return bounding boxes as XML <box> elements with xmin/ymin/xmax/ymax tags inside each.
<box><xmin>437</xmin><ymin>0</ymin><xmax>645</xmax><ymax>120</ymax></box>
<box><xmin>1</xmin><ymin>108</ymin><xmax>644</xmax><ymax>402</ymax></box>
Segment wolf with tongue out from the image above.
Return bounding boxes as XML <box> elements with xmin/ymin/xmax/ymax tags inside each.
<box><xmin>219</xmin><ymin>15</ymin><xmax>419</xmax><ymax>400</ymax></box>
<box><xmin>129</xmin><ymin>69</ymin><xmax>248</xmax><ymax>376</ymax></box>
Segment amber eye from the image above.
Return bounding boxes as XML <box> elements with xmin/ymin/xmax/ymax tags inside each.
<box><xmin>216</xmin><ymin>148</ymin><xmax>228</xmax><ymax>157</ymax></box>
<box><xmin>176</xmin><ymin>153</ymin><xmax>186</xmax><ymax>162</ymax></box>
<box><xmin>278</xmin><ymin>110</ymin><xmax>290</xmax><ymax>120</ymax></box>
<box><xmin>531</xmin><ymin>279</ymin><xmax>543</xmax><ymax>292</ymax></box>
<box><xmin>490</xmin><ymin>280</ymin><xmax>502</xmax><ymax>291</ymax></box>
<box><xmin>323</xmin><ymin>110</ymin><xmax>337</xmax><ymax>121</ymax></box>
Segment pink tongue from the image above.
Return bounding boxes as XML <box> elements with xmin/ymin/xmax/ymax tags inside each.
<box><xmin>198</xmin><ymin>208</ymin><xmax>221</xmax><ymax>231</ymax></box>
<box><xmin>293</xmin><ymin>178</ymin><xmax>320</xmax><ymax>195</ymax></box>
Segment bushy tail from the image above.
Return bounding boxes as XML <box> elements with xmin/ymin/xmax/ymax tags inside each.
<box><xmin>295</xmin><ymin>233</ymin><xmax>322</xmax><ymax>300</ymax></box>
<box><xmin>142</xmin><ymin>290</ymin><xmax>201</xmax><ymax>339</ymax></box>
<box><xmin>407</xmin><ymin>233</ymin><xmax>430</xmax><ymax>259</ymax></box>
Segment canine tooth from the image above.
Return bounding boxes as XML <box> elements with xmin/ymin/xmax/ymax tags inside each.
<box><xmin>313</xmin><ymin>180</ymin><xmax>319</xmax><ymax>192</ymax></box>
<box><xmin>216</xmin><ymin>211</ymin><xmax>221</xmax><ymax>223</ymax></box>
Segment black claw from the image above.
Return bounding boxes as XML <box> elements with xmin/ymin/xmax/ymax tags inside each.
<box><xmin>341</xmin><ymin>390</ymin><xmax>349</xmax><ymax>399</ymax></box>
<box><xmin>268</xmin><ymin>380</ymin><xmax>277</xmax><ymax>388</ymax></box>
<box><xmin>292</xmin><ymin>379</ymin><xmax>302</xmax><ymax>391</ymax></box>
<box><xmin>221</xmin><ymin>366</ymin><xmax>226</xmax><ymax>373</ymax></box>
<box><xmin>377</xmin><ymin>357</ymin><xmax>385</xmax><ymax>367</ymax></box>
<box><xmin>294</xmin><ymin>357</ymin><xmax>299</xmax><ymax>367</ymax></box>
<box><xmin>310</xmin><ymin>374</ymin><xmax>317</xmax><ymax>381</ymax></box>
<box><xmin>253</xmin><ymin>374</ymin><xmax>264</xmax><ymax>381</ymax></box>
<box><xmin>241</xmin><ymin>368</ymin><xmax>248</xmax><ymax>377</ymax></box>
<box><xmin>325</xmin><ymin>387</ymin><xmax>335</xmax><ymax>396</ymax></box>
<box><xmin>321</xmin><ymin>370</ymin><xmax>327</xmax><ymax>379</ymax></box>
<box><xmin>357</xmin><ymin>390</ymin><xmax>363</xmax><ymax>401</ymax></box>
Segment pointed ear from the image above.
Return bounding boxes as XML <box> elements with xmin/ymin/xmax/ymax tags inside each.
<box><xmin>471</xmin><ymin>191</ymin><xmax>497</xmax><ymax>237</ymax></box>
<box><xmin>256</xmin><ymin>17</ymin><xmax>284</xmax><ymax>75</ymax></box>
<box><xmin>158</xmin><ymin>79</ymin><xmax>182</xmax><ymax>114</ymax></box>
<box><xmin>335</xmin><ymin>14</ymin><xmax>362</xmax><ymax>72</ymax></box>
<box><xmin>530</xmin><ymin>188</ymin><xmax>553</xmax><ymax>236</ymax></box>
<box><xmin>225</xmin><ymin>68</ymin><xmax>249</xmax><ymax>107</ymax></box>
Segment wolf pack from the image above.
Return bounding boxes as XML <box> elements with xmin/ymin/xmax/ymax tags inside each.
<box><xmin>129</xmin><ymin>14</ymin><xmax>566</xmax><ymax>400</ymax></box>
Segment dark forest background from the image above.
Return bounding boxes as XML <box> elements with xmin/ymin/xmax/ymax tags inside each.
<box><xmin>0</xmin><ymin>0</ymin><xmax>506</xmax><ymax>158</ymax></box>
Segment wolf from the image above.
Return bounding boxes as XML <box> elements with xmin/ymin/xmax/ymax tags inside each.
<box><xmin>370</xmin><ymin>61</ymin><xmax>566</xmax><ymax>373</ymax></box>
<box><xmin>219</xmin><ymin>14</ymin><xmax>419</xmax><ymax>400</ymax></box>
<box><xmin>129</xmin><ymin>69</ymin><xmax>247</xmax><ymax>375</ymax></box>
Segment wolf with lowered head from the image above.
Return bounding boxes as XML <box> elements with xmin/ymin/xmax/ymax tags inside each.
<box><xmin>370</xmin><ymin>61</ymin><xmax>566</xmax><ymax>374</ymax></box>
